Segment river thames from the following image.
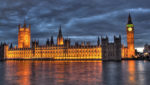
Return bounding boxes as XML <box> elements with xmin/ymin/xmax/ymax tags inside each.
<box><xmin>0</xmin><ymin>60</ymin><xmax>149</xmax><ymax>85</ymax></box>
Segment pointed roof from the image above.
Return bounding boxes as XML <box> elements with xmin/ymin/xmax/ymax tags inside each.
<box><xmin>128</xmin><ymin>13</ymin><xmax>133</xmax><ymax>24</ymax></box>
<box><xmin>10</xmin><ymin>43</ymin><xmax>13</xmax><ymax>48</ymax></box>
<box><xmin>46</xmin><ymin>38</ymin><xmax>49</xmax><ymax>45</ymax></box>
<box><xmin>50</xmin><ymin>36</ymin><xmax>54</xmax><ymax>45</ymax></box>
<box><xmin>58</xmin><ymin>25</ymin><xmax>63</xmax><ymax>37</ymax></box>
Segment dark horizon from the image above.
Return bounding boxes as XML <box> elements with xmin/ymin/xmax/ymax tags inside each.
<box><xmin>0</xmin><ymin>0</ymin><xmax>150</xmax><ymax>52</ymax></box>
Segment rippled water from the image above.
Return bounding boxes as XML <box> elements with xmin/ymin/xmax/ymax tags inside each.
<box><xmin>0</xmin><ymin>60</ymin><xmax>150</xmax><ymax>85</ymax></box>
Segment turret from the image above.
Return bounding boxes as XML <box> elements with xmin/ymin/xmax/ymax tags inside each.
<box><xmin>9</xmin><ymin>43</ymin><xmax>13</xmax><ymax>49</ymax></box>
<box><xmin>114</xmin><ymin>35</ymin><xmax>121</xmax><ymax>45</ymax></box>
<box><xmin>50</xmin><ymin>36</ymin><xmax>54</xmax><ymax>46</ymax></box>
<box><xmin>101</xmin><ymin>36</ymin><xmax>108</xmax><ymax>45</ymax></box>
<box><xmin>97</xmin><ymin>36</ymin><xmax>100</xmax><ymax>46</ymax></box>
<box><xmin>64</xmin><ymin>39</ymin><xmax>70</xmax><ymax>47</ymax></box>
<box><xmin>46</xmin><ymin>38</ymin><xmax>49</xmax><ymax>46</ymax></box>
<box><xmin>32</xmin><ymin>40</ymin><xmax>39</xmax><ymax>48</ymax></box>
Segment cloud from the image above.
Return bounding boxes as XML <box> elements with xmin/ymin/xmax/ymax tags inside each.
<box><xmin>0</xmin><ymin>0</ymin><xmax>150</xmax><ymax>51</ymax></box>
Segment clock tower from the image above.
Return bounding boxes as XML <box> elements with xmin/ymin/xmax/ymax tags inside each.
<box><xmin>126</xmin><ymin>13</ymin><xmax>135</xmax><ymax>58</ymax></box>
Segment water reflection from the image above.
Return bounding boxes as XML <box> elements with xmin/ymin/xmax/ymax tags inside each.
<box><xmin>0</xmin><ymin>60</ymin><xmax>150</xmax><ymax>85</ymax></box>
<box><xmin>5</xmin><ymin>61</ymin><xmax>31</xmax><ymax>85</ymax></box>
<box><xmin>102</xmin><ymin>62</ymin><xmax>122</xmax><ymax>85</ymax></box>
<box><xmin>128</xmin><ymin>61</ymin><xmax>136</xmax><ymax>84</ymax></box>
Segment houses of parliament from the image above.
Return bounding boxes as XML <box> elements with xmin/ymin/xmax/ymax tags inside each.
<box><xmin>0</xmin><ymin>14</ymin><xmax>135</xmax><ymax>60</ymax></box>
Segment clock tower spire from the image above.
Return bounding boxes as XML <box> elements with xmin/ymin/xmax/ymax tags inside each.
<box><xmin>126</xmin><ymin>13</ymin><xmax>135</xmax><ymax>58</ymax></box>
<box><xmin>128</xmin><ymin>13</ymin><xmax>133</xmax><ymax>24</ymax></box>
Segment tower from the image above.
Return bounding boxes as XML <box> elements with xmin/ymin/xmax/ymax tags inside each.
<box><xmin>114</xmin><ymin>35</ymin><xmax>121</xmax><ymax>60</ymax></box>
<box><xmin>101</xmin><ymin>36</ymin><xmax>108</xmax><ymax>60</ymax></box>
<box><xmin>57</xmin><ymin>26</ymin><xmax>64</xmax><ymax>45</ymax></box>
<box><xmin>18</xmin><ymin>21</ymin><xmax>31</xmax><ymax>48</ymax></box>
<box><xmin>126</xmin><ymin>13</ymin><xmax>135</xmax><ymax>58</ymax></box>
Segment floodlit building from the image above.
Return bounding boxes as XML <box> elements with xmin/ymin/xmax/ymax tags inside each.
<box><xmin>1</xmin><ymin>14</ymin><xmax>135</xmax><ymax>60</ymax></box>
<box><xmin>18</xmin><ymin>21</ymin><xmax>31</xmax><ymax>48</ymax></box>
<box><xmin>122</xmin><ymin>13</ymin><xmax>135</xmax><ymax>58</ymax></box>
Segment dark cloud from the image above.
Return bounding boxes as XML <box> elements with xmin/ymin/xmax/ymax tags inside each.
<box><xmin>0</xmin><ymin>0</ymin><xmax>150</xmax><ymax>51</ymax></box>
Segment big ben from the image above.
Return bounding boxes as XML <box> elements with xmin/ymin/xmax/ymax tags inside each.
<box><xmin>126</xmin><ymin>13</ymin><xmax>135</xmax><ymax>58</ymax></box>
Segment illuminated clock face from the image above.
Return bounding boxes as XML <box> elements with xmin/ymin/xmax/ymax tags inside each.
<box><xmin>128</xmin><ymin>27</ymin><xmax>132</xmax><ymax>31</ymax></box>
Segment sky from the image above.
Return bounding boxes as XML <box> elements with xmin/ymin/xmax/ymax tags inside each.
<box><xmin>0</xmin><ymin>0</ymin><xmax>150</xmax><ymax>52</ymax></box>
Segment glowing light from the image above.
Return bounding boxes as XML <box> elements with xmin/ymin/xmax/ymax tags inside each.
<box><xmin>127</xmin><ymin>24</ymin><xmax>134</xmax><ymax>27</ymax></box>
<box><xmin>128</xmin><ymin>27</ymin><xmax>133</xmax><ymax>31</ymax></box>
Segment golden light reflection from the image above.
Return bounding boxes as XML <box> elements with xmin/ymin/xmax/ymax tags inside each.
<box><xmin>5</xmin><ymin>61</ymin><xmax>31</xmax><ymax>85</ymax></box>
<box><xmin>4</xmin><ymin>60</ymin><xmax>103</xmax><ymax>85</ymax></box>
<box><xmin>128</xmin><ymin>61</ymin><xmax>136</xmax><ymax>84</ymax></box>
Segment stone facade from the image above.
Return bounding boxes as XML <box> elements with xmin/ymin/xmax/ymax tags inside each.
<box><xmin>101</xmin><ymin>36</ymin><xmax>122</xmax><ymax>61</ymax></box>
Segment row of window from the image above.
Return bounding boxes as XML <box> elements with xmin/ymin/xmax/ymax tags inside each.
<box><xmin>8</xmin><ymin>50</ymin><xmax>101</xmax><ymax>54</ymax></box>
<box><xmin>10</xmin><ymin>47</ymin><xmax>101</xmax><ymax>51</ymax></box>
<box><xmin>7</xmin><ymin>55</ymin><xmax>101</xmax><ymax>58</ymax></box>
